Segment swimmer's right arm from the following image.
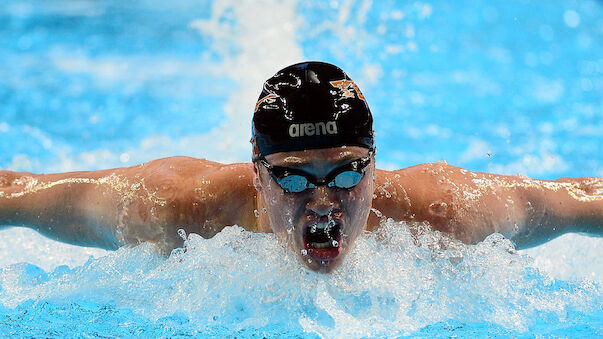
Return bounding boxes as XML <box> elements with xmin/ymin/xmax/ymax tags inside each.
<box><xmin>0</xmin><ymin>168</ymin><xmax>125</xmax><ymax>249</ymax></box>
<box><xmin>0</xmin><ymin>157</ymin><xmax>258</xmax><ymax>253</ymax></box>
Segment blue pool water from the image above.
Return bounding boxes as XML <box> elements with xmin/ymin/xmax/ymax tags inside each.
<box><xmin>0</xmin><ymin>0</ymin><xmax>602</xmax><ymax>337</ymax></box>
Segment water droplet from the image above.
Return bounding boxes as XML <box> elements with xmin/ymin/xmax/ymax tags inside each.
<box><xmin>371</xmin><ymin>208</ymin><xmax>384</xmax><ymax>218</ymax></box>
<box><xmin>253</xmin><ymin>209</ymin><xmax>260</xmax><ymax>217</ymax></box>
<box><xmin>301</xmin><ymin>249</ymin><xmax>307</xmax><ymax>255</ymax></box>
<box><xmin>177</xmin><ymin>228</ymin><xmax>187</xmax><ymax>241</ymax></box>
<box><xmin>332</xmin><ymin>240</ymin><xmax>339</xmax><ymax>247</ymax></box>
<box><xmin>287</xmin><ymin>228</ymin><xmax>293</xmax><ymax>234</ymax></box>
<box><xmin>307</xmin><ymin>259</ymin><xmax>313</xmax><ymax>263</ymax></box>
<box><xmin>262</xmin><ymin>208</ymin><xmax>267</xmax><ymax>213</ymax></box>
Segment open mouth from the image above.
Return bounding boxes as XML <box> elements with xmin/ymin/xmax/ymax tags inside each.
<box><xmin>303</xmin><ymin>219</ymin><xmax>343</xmax><ymax>260</ymax></box>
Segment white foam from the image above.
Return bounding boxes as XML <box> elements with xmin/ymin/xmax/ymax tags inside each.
<box><xmin>519</xmin><ymin>233</ymin><xmax>603</xmax><ymax>282</ymax></box>
<box><xmin>2</xmin><ymin>222</ymin><xmax>600</xmax><ymax>285</ymax></box>
<box><xmin>0</xmin><ymin>227</ymin><xmax>109</xmax><ymax>271</ymax></box>
<box><xmin>0</xmin><ymin>222</ymin><xmax>599</xmax><ymax>336</ymax></box>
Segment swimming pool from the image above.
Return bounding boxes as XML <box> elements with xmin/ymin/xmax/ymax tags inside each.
<box><xmin>1</xmin><ymin>0</ymin><xmax>601</xmax><ymax>337</ymax></box>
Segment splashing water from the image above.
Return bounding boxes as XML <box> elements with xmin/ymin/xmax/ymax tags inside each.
<box><xmin>0</xmin><ymin>221</ymin><xmax>600</xmax><ymax>337</ymax></box>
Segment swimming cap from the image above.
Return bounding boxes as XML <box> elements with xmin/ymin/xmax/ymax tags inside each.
<box><xmin>251</xmin><ymin>61</ymin><xmax>374</xmax><ymax>159</ymax></box>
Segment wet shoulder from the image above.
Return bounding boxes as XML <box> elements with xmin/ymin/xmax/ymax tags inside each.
<box><xmin>378</xmin><ymin>161</ymin><xmax>468</xmax><ymax>194</ymax></box>
<box><xmin>134</xmin><ymin>156</ymin><xmax>253</xmax><ymax>201</ymax></box>
<box><xmin>372</xmin><ymin>162</ymin><xmax>466</xmax><ymax>233</ymax></box>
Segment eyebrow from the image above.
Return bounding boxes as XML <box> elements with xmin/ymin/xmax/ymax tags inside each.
<box><xmin>272</xmin><ymin>152</ymin><xmax>368</xmax><ymax>168</ymax></box>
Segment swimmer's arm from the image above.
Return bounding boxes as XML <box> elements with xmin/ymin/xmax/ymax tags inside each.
<box><xmin>0</xmin><ymin>168</ymin><xmax>126</xmax><ymax>249</ymax></box>
<box><xmin>0</xmin><ymin>158</ymin><xmax>258</xmax><ymax>252</ymax></box>
<box><xmin>503</xmin><ymin>176</ymin><xmax>603</xmax><ymax>248</ymax></box>
<box><xmin>371</xmin><ymin>164</ymin><xmax>602</xmax><ymax>249</ymax></box>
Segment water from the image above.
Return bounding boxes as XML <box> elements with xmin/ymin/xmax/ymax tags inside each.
<box><xmin>2</xmin><ymin>224</ymin><xmax>601</xmax><ymax>337</ymax></box>
<box><xmin>1</xmin><ymin>0</ymin><xmax>602</xmax><ymax>337</ymax></box>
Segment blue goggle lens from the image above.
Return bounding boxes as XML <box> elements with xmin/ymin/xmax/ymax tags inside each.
<box><xmin>328</xmin><ymin>171</ymin><xmax>364</xmax><ymax>189</ymax></box>
<box><xmin>277</xmin><ymin>175</ymin><xmax>316</xmax><ymax>193</ymax></box>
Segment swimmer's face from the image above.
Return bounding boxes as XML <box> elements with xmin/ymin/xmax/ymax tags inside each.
<box><xmin>254</xmin><ymin>146</ymin><xmax>375</xmax><ymax>273</ymax></box>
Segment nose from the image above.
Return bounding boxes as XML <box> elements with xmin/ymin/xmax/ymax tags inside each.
<box><xmin>305</xmin><ymin>186</ymin><xmax>341</xmax><ymax>216</ymax></box>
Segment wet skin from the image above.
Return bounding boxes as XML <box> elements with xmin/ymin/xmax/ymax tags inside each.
<box><xmin>254</xmin><ymin>146</ymin><xmax>374</xmax><ymax>273</ymax></box>
<box><xmin>0</xmin><ymin>148</ymin><xmax>602</xmax><ymax>273</ymax></box>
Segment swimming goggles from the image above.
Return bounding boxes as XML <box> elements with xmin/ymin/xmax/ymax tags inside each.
<box><xmin>258</xmin><ymin>154</ymin><xmax>372</xmax><ymax>193</ymax></box>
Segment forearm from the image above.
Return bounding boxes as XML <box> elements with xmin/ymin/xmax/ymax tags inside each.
<box><xmin>510</xmin><ymin>177</ymin><xmax>602</xmax><ymax>248</ymax></box>
<box><xmin>0</xmin><ymin>170</ymin><xmax>122</xmax><ymax>249</ymax></box>
<box><xmin>455</xmin><ymin>174</ymin><xmax>603</xmax><ymax>249</ymax></box>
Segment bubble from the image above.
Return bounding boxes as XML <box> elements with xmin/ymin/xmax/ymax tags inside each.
<box><xmin>563</xmin><ymin>10</ymin><xmax>580</xmax><ymax>28</ymax></box>
<box><xmin>0</xmin><ymin>122</ymin><xmax>10</xmax><ymax>132</ymax></box>
<box><xmin>371</xmin><ymin>208</ymin><xmax>384</xmax><ymax>218</ymax></box>
<box><xmin>538</xmin><ymin>25</ymin><xmax>554</xmax><ymax>41</ymax></box>
<box><xmin>119</xmin><ymin>153</ymin><xmax>130</xmax><ymax>163</ymax></box>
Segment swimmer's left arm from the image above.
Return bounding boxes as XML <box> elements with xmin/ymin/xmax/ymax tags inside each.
<box><xmin>371</xmin><ymin>163</ymin><xmax>602</xmax><ymax>249</ymax></box>
<box><xmin>502</xmin><ymin>175</ymin><xmax>603</xmax><ymax>248</ymax></box>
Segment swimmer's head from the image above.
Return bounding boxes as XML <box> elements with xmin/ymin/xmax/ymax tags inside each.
<box><xmin>251</xmin><ymin>61</ymin><xmax>374</xmax><ymax>160</ymax></box>
<box><xmin>251</xmin><ymin>62</ymin><xmax>376</xmax><ymax>273</ymax></box>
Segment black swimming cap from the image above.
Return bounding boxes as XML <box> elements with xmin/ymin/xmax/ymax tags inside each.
<box><xmin>251</xmin><ymin>61</ymin><xmax>374</xmax><ymax>159</ymax></box>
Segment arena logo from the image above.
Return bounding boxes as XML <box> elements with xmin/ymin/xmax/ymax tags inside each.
<box><xmin>289</xmin><ymin>121</ymin><xmax>338</xmax><ymax>137</ymax></box>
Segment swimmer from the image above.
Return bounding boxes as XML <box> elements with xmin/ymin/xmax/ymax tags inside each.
<box><xmin>0</xmin><ymin>61</ymin><xmax>601</xmax><ymax>273</ymax></box>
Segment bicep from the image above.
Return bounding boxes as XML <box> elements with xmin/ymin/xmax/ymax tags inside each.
<box><xmin>376</xmin><ymin>164</ymin><xmax>535</xmax><ymax>244</ymax></box>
